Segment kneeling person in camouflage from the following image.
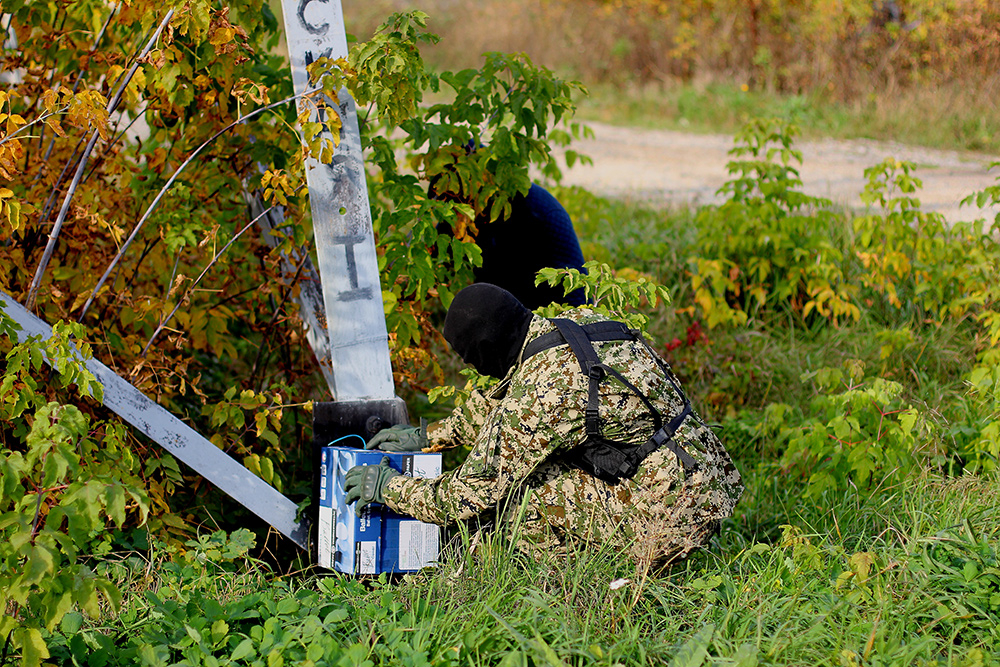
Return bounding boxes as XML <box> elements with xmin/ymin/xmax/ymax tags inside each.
<box><xmin>344</xmin><ymin>283</ymin><xmax>743</xmax><ymax>565</ymax></box>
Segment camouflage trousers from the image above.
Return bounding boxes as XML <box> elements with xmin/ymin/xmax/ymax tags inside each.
<box><xmin>503</xmin><ymin>445</ymin><xmax>733</xmax><ymax>569</ymax></box>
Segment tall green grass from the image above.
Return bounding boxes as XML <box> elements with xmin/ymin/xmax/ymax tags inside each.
<box><xmin>48</xmin><ymin>468</ymin><xmax>999</xmax><ymax>666</ymax></box>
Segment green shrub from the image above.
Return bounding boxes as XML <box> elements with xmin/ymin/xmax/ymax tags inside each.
<box><xmin>0</xmin><ymin>309</ymin><xmax>149</xmax><ymax>667</ymax></box>
<box><xmin>689</xmin><ymin>118</ymin><xmax>857</xmax><ymax>328</ymax></box>
<box><xmin>853</xmin><ymin>159</ymin><xmax>998</xmax><ymax>324</ymax></box>
<box><xmin>965</xmin><ymin>350</ymin><xmax>1000</xmax><ymax>472</ymax></box>
<box><xmin>779</xmin><ymin>361</ymin><xmax>940</xmax><ymax>497</ymax></box>
<box><xmin>688</xmin><ymin>121</ymin><xmax>1000</xmax><ymax>334</ymax></box>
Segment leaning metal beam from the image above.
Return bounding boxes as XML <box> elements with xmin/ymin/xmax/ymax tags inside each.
<box><xmin>279</xmin><ymin>0</ymin><xmax>395</xmax><ymax>402</ymax></box>
<box><xmin>245</xmin><ymin>188</ymin><xmax>337</xmax><ymax>393</ymax></box>
<box><xmin>0</xmin><ymin>291</ymin><xmax>309</xmax><ymax>550</ymax></box>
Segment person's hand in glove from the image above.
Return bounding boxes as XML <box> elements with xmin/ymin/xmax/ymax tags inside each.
<box><xmin>344</xmin><ymin>457</ymin><xmax>401</xmax><ymax>516</ymax></box>
<box><xmin>365</xmin><ymin>420</ymin><xmax>427</xmax><ymax>452</ymax></box>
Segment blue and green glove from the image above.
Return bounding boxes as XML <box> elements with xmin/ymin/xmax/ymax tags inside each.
<box><xmin>343</xmin><ymin>457</ymin><xmax>401</xmax><ymax>516</ymax></box>
<box><xmin>365</xmin><ymin>420</ymin><xmax>428</xmax><ymax>452</ymax></box>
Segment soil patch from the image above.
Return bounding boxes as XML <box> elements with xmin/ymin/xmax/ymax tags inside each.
<box><xmin>556</xmin><ymin>122</ymin><xmax>1000</xmax><ymax>224</ymax></box>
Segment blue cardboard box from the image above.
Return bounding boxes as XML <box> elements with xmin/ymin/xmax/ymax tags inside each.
<box><xmin>317</xmin><ymin>446</ymin><xmax>441</xmax><ymax>574</ymax></box>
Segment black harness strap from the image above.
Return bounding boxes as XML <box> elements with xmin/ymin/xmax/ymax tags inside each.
<box><xmin>522</xmin><ymin>320</ymin><xmax>636</xmax><ymax>361</ymax></box>
<box><xmin>643</xmin><ymin>403</ymin><xmax>696</xmax><ymax>471</ymax></box>
<box><xmin>530</xmin><ymin>318</ymin><xmax>698</xmax><ymax>484</ymax></box>
<box><xmin>550</xmin><ymin>319</ymin><xmax>602</xmax><ymax>373</ymax></box>
<box><xmin>550</xmin><ymin>319</ymin><xmax>605</xmax><ymax>439</ymax></box>
<box><xmin>599</xmin><ymin>363</ymin><xmax>664</xmax><ymax>432</ymax></box>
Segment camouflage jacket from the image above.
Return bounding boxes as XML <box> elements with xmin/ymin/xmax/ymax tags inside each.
<box><xmin>381</xmin><ymin>310</ymin><xmax>743</xmax><ymax>560</ymax></box>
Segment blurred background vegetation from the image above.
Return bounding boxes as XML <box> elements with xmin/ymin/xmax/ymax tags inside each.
<box><xmin>340</xmin><ymin>0</ymin><xmax>1000</xmax><ymax>151</ymax></box>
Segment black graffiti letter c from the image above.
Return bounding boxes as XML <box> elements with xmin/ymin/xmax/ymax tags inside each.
<box><xmin>297</xmin><ymin>0</ymin><xmax>329</xmax><ymax>36</ymax></box>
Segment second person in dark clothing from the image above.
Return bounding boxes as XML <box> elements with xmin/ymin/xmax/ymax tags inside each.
<box><xmin>471</xmin><ymin>183</ymin><xmax>588</xmax><ymax>309</ymax></box>
<box><xmin>434</xmin><ymin>177</ymin><xmax>589</xmax><ymax>309</ymax></box>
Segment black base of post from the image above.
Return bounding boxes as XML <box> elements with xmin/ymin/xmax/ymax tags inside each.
<box><xmin>312</xmin><ymin>398</ymin><xmax>410</xmax><ymax>449</ymax></box>
<box><xmin>311</xmin><ymin>397</ymin><xmax>409</xmax><ymax>564</ymax></box>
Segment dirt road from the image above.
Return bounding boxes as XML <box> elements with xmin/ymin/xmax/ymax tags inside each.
<box><xmin>557</xmin><ymin>122</ymin><xmax>1000</xmax><ymax>224</ymax></box>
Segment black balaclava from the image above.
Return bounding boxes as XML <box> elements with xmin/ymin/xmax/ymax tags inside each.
<box><xmin>443</xmin><ymin>283</ymin><xmax>533</xmax><ymax>378</ymax></box>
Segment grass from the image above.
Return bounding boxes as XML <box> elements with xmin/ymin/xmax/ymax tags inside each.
<box><xmin>55</xmin><ymin>468</ymin><xmax>999</xmax><ymax>666</ymax></box>
<box><xmin>40</xmin><ymin>155</ymin><xmax>1000</xmax><ymax>666</ymax></box>
<box><xmin>575</xmin><ymin>80</ymin><xmax>1000</xmax><ymax>155</ymax></box>
<box><xmin>411</xmin><ymin>469</ymin><xmax>1000</xmax><ymax>665</ymax></box>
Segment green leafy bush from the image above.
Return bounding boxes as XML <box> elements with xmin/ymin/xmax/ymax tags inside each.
<box><xmin>779</xmin><ymin>361</ymin><xmax>939</xmax><ymax>497</ymax></box>
<box><xmin>688</xmin><ymin>121</ymin><xmax>1000</xmax><ymax>334</ymax></box>
<box><xmin>0</xmin><ymin>308</ymin><xmax>149</xmax><ymax>667</ymax></box>
<box><xmin>853</xmin><ymin>158</ymin><xmax>998</xmax><ymax>323</ymax></box>
<box><xmin>964</xmin><ymin>350</ymin><xmax>1000</xmax><ymax>472</ymax></box>
<box><xmin>688</xmin><ymin>118</ymin><xmax>857</xmax><ymax>327</ymax></box>
<box><xmin>304</xmin><ymin>11</ymin><xmax>589</xmax><ymax>389</ymax></box>
<box><xmin>535</xmin><ymin>260</ymin><xmax>671</xmax><ymax>330</ymax></box>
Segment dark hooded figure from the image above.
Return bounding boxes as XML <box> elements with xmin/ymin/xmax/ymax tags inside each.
<box><xmin>471</xmin><ymin>184</ymin><xmax>588</xmax><ymax>309</ymax></box>
<box><xmin>441</xmin><ymin>282</ymin><xmax>534</xmax><ymax>379</ymax></box>
<box><xmin>433</xmin><ymin>178</ymin><xmax>589</xmax><ymax>309</ymax></box>
<box><xmin>345</xmin><ymin>284</ymin><xmax>744</xmax><ymax>567</ymax></box>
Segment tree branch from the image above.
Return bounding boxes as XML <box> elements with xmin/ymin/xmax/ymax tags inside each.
<box><xmin>140</xmin><ymin>202</ymin><xmax>277</xmax><ymax>356</ymax></box>
<box><xmin>25</xmin><ymin>10</ymin><xmax>175</xmax><ymax>311</ymax></box>
<box><xmin>78</xmin><ymin>89</ymin><xmax>315</xmax><ymax>320</ymax></box>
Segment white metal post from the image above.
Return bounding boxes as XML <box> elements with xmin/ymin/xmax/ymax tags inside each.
<box><xmin>279</xmin><ymin>0</ymin><xmax>395</xmax><ymax>402</ymax></box>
